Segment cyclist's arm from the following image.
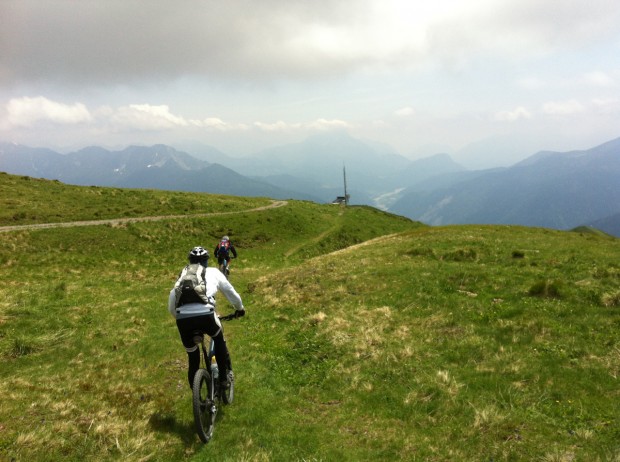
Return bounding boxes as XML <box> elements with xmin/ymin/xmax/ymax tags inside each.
<box><xmin>210</xmin><ymin>269</ymin><xmax>244</xmax><ymax>311</ymax></box>
<box><xmin>220</xmin><ymin>280</ymin><xmax>244</xmax><ymax>311</ymax></box>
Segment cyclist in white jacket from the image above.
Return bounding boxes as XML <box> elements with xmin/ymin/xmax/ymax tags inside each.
<box><xmin>168</xmin><ymin>246</ymin><xmax>245</xmax><ymax>390</ymax></box>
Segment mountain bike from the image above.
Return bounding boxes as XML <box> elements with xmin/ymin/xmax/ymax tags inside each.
<box><xmin>218</xmin><ymin>258</ymin><xmax>233</xmax><ymax>279</ymax></box>
<box><xmin>192</xmin><ymin>313</ymin><xmax>237</xmax><ymax>443</ymax></box>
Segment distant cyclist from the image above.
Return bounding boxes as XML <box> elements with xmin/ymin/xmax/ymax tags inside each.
<box><xmin>168</xmin><ymin>246</ymin><xmax>245</xmax><ymax>391</ymax></box>
<box><xmin>214</xmin><ymin>236</ymin><xmax>238</xmax><ymax>272</ymax></box>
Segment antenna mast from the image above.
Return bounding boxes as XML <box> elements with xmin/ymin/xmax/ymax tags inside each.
<box><xmin>343</xmin><ymin>164</ymin><xmax>349</xmax><ymax>205</ymax></box>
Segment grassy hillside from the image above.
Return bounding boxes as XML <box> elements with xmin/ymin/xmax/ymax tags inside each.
<box><xmin>1</xmin><ymin>175</ymin><xmax>619</xmax><ymax>461</ymax></box>
<box><xmin>0</xmin><ymin>172</ymin><xmax>271</xmax><ymax>225</ymax></box>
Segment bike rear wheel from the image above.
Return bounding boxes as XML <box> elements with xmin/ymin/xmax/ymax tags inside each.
<box><xmin>221</xmin><ymin>371</ymin><xmax>235</xmax><ymax>405</ymax></box>
<box><xmin>192</xmin><ymin>368</ymin><xmax>216</xmax><ymax>443</ymax></box>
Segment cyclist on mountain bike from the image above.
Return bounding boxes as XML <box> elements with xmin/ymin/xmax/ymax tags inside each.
<box><xmin>168</xmin><ymin>246</ymin><xmax>245</xmax><ymax>391</ymax></box>
<box><xmin>214</xmin><ymin>236</ymin><xmax>237</xmax><ymax>269</ymax></box>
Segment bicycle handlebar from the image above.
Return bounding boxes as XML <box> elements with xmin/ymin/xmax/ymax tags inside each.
<box><xmin>219</xmin><ymin>312</ymin><xmax>239</xmax><ymax>321</ymax></box>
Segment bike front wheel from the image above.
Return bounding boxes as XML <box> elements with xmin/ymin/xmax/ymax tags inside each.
<box><xmin>192</xmin><ymin>368</ymin><xmax>216</xmax><ymax>443</ymax></box>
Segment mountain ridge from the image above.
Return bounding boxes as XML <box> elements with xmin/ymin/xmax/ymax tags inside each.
<box><xmin>390</xmin><ymin>137</ymin><xmax>620</xmax><ymax>232</ymax></box>
<box><xmin>0</xmin><ymin>142</ymin><xmax>310</xmax><ymax>200</ymax></box>
<box><xmin>1</xmin><ymin>134</ymin><xmax>619</xmax><ymax>234</ymax></box>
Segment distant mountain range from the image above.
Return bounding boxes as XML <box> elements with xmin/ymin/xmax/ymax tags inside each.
<box><xmin>389</xmin><ymin>136</ymin><xmax>620</xmax><ymax>234</ymax></box>
<box><xmin>0</xmin><ymin>143</ymin><xmax>317</xmax><ymax>201</ymax></box>
<box><xmin>587</xmin><ymin>212</ymin><xmax>620</xmax><ymax>237</ymax></box>
<box><xmin>1</xmin><ymin>133</ymin><xmax>619</xmax><ymax>236</ymax></box>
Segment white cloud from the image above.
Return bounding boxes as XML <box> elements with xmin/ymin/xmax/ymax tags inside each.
<box><xmin>6</xmin><ymin>96</ymin><xmax>92</xmax><ymax>127</ymax></box>
<box><xmin>254</xmin><ymin>121</ymin><xmax>301</xmax><ymax>132</ymax></box>
<box><xmin>495</xmin><ymin>106</ymin><xmax>532</xmax><ymax>121</ymax></box>
<box><xmin>189</xmin><ymin>117</ymin><xmax>239</xmax><ymax>131</ymax></box>
<box><xmin>110</xmin><ymin>104</ymin><xmax>188</xmax><ymax>131</ymax></box>
<box><xmin>583</xmin><ymin>71</ymin><xmax>615</xmax><ymax>87</ymax></box>
<box><xmin>542</xmin><ymin>100</ymin><xmax>585</xmax><ymax>116</ymax></box>
<box><xmin>591</xmin><ymin>98</ymin><xmax>620</xmax><ymax>115</ymax></box>
<box><xmin>253</xmin><ymin>118</ymin><xmax>351</xmax><ymax>132</ymax></box>
<box><xmin>395</xmin><ymin>106</ymin><xmax>415</xmax><ymax>117</ymax></box>
<box><xmin>306</xmin><ymin>118</ymin><xmax>351</xmax><ymax>130</ymax></box>
<box><xmin>516</xmin><ymin>77</ymin><xmax>546</xmax><ymax>90</ymax></box>
<box><xmin>1</xmin><ymin>94</ymin><xmax>355</xmax><ymax>139</ymax></box>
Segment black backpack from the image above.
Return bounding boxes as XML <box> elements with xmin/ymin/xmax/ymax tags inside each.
<box><xmin>176</xmin><ymin>263</ymin><xmax>210</xmax><ymax>306</ymax></box>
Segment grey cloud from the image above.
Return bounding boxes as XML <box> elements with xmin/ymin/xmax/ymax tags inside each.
<box><xmin>0</xmin><ymin>0</ymin><xmax>370</xmax><ymax>87</ymax></box>
<box><xmin>2</xmin><ymin>0</ymin><xmax>619</xmax><ymax>90</ymax></box>
<box><xmin>425</xmin><ymin>0</ymin><xmax>620</xmax><ymax>69</ymax></box>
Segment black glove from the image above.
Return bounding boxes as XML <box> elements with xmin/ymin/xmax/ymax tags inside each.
<box><xmin>235</xmin><ymin>308</ymin><xmax>246</xmax><ymax>318</ymax></box>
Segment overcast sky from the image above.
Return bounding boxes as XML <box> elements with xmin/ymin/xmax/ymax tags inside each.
<box><xmin>1</xmin><ymin>0</ymin><xmax>619</xmax><ymax>165</ymax></box>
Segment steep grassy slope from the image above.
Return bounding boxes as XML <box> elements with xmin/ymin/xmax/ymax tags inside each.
<box><xmin>0</xmin><ymin>176</ymin><xmax>618</xmax><ymax>461</ymax></box>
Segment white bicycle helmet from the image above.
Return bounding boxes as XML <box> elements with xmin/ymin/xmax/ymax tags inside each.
<box><xmin>188</xmin><ymin>246</ymin><xmax>209</xmax><ymax>264</ymax></box>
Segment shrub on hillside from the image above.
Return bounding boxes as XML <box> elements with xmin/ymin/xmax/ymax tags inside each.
<box><xmin>592</xmin><ymin>265</ymin><xmax>620</xmax><ymax>280</ymax></box>
<box><xmin>442</xmin><ymin>247</ymin><xmax>478</xmax><ymax>262</ymax></box>
<box><xmin>528</xmin><ymin>279</ymin><xmax>563</xmax><ymax>298</ymax></box>
<box><xmin>405</xmin><ymin>247</ymin><xmax>436</xmax><ymax>258</ymax></box>
<box><xmin>601</xmin><ymin>291</ymin><xmax>620</xmax><ymax>307</ymax></box>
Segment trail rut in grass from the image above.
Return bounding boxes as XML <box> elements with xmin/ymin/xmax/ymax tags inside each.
<box><xmin>0</xmin><ymin>200</ymin><xmax>288</xmax><ymax>233</ymax></box>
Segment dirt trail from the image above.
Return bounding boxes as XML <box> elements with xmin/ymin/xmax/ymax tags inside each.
<box><xmin>0</xmin><ymin>200</ymin><xmax>288</xmax><ymax>233</ymax></box>
<box><xmin>284</xmin><ymin>207</ymin><xmax>344</xmax><ymax>257</ymax></box>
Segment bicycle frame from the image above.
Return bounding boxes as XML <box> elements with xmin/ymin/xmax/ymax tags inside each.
<box><xmin>206</xmin><ymin>337</ymin><xmax>218</xmax><ymax>383</ymax></box>
<box><xmin>218</xmin><ymin>259</ymin><xmax>231</xmax><ymax>278</ymax></box>
<box><xmin>199</xmin><ymin>337</ymin><xmax>213</xmax><ymax>377</ymax></box>
<box><xmin>195</xmin><ymin>327</ymin><xmax>230</xmax><ymax>397</ymax></box>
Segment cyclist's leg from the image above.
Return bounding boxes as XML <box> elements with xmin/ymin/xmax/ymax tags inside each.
<box><xmin>212</xmin><ymin>332</ymin><xmax>232</xmax><ymax>378</ymax></box>
<box><xmin>176</xmin><ymin>316</ymin><xmax>207</xmax><ymax>389</ymax></box>
<box><xmin>202</xmin><ymin>314</ymin><xmax>232</xmax><ymax>381</ymax></box>
<box><xmin>186</xmin><ymin>347</ymin><xmax>200</xmax><ymax>389</ymax></box>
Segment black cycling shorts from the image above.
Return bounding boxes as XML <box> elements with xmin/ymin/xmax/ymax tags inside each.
<box><xmin>175</xmin><ymin>312</ymin><xmax>222</xmax><ymax>350</ymax></box>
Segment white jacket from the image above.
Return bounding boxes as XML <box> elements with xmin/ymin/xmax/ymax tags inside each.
<box><xmin>168</xmin><ymin>266</ymin><xmax>244</xmax><ymax>319</ymax></box>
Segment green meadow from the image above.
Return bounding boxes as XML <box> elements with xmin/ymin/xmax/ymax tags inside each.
<box><xmin>1</xmin><ymin>173</ymin><xmax>619</xmax><ymax>461</ymax></box>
